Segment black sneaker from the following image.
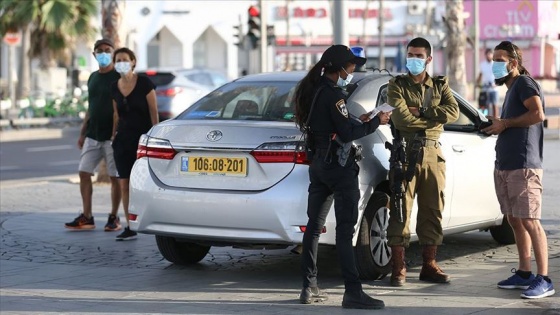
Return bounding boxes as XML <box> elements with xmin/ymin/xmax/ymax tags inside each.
<box><xmin>116</xmin><ymin>227</ymin><xmax>137</xmax><ymax>241</ymax></box>
<box><xmin>104</xmin><ymin>214</ymin><xmax>122</xmax><ymax>232</ymax></box>
<box><xmin>342</xmin><ymin>290</ymin><xmax>385</xmax><ymax>309</ymax></box>
<box><xmin>299</xmin><ymin>287</ymin><xmax>328</xmax><ymax>304</ymax></box>
<box><xmin>65</xmin><ymin>213</ymin><xmax>95</xmax><ymax>230</ymax></box>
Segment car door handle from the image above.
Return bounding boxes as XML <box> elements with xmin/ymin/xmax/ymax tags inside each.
<box><xmin>452</xmin><ymin>145</ymin><xmax>465</xmax><ymax>153</ymax></box>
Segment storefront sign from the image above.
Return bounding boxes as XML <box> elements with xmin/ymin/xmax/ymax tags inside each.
<box><xmin>273</xmin><ymin>6</ymin><xmax>393</xmax><ymax>21</ymax></box>
<box><xmin>465</xmin><ymin>0</ymin><xmax>539</xmax><ymax>40</ymax></box>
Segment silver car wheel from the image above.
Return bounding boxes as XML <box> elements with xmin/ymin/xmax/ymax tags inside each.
<box><xmin>370</xmin><ymin>206</ymin><xmax>391</xmax><ymax>268</ymax></box>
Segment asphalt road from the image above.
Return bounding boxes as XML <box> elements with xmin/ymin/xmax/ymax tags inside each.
<box><xmin>0</xmin><ymin>128</ymin><xmax>81</xmax><ymax>181</ymax></box>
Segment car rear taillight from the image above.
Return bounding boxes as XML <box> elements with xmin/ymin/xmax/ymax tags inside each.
<box><xmin>137</xmin><ymin>134</ymin><xmax>177</xmax><ymax>160</ymax></box>
<box><xmin>250</xmin><ymin>141</ymin><xmax>310</xmax><ymax>165</ymax></box>
<box><xmin>156</xmin><ymin>87</ymin><xmax>183</xmax><ymax>97</ymax></box>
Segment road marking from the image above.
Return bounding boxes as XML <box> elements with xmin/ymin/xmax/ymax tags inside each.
<box><xmin>26</xmin><ymin>145</ymin><xmax>74</xmax><ymax>152</ymax></box>
<box><xmin>49</xmin><ymin>160</ymin><xmax>80</xmax><ymax>166</ymax></box>
<box><xmin>0</xmin><ymin>165</ymin><xmax>20</xmax><ymax>171</ymax></box>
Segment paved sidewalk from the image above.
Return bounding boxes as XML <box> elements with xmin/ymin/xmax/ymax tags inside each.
<box><xmin>1</xmin><ymin>134</ymin><xmax>559</xmax><ymax>314</ymax></box>
<box><xmin>1</xmin><ymin>178</ymin><xmax>559</xmax><ymax>314</ymax></box>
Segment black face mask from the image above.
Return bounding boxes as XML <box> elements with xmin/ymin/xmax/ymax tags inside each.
<box><xmin>495</xmin><ymin>71</ymin><xmax>512</xmax><ymax>86</ymax></box>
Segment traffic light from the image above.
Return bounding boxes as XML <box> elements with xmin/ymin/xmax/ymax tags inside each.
<box><xmin>233</xmin><ymin>23</ymin><xmax>243</xmax><ymax>47</ymax></box>
<box><xmin>247</xmin><ymin>5</ymin><xmax>260</xmax><ymax>49</ymax></box>
<box><xmin>266</xmin><ymin>25</ymin><xmax>276</xmax><ymax>46</ymax></box>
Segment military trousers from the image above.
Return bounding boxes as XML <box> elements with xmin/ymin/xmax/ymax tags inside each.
<box><xmin>387</xmin><ymin>144</ymin><xmax>446</xmax><ymax>247</ymax></box>
<box><xmin>301</xmin><ymin>154</ymin><xmax>362</xmax><ymax>292</ymax></box>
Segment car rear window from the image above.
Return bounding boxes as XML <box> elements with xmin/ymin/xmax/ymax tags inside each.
<box><xmin>137</xmin><ymin>72</ymin><xmax>175</xmax><ymax>87</ymax></box>
<box><xmin>176</xmin><ymin>81</ymin><xmax>297</xmax><ymax>122</ymax></box>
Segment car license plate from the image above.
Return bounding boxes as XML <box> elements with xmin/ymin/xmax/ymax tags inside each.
<box><xmin>181</xmin><ymin>156</ymin><xmax>247</xmax><ymax>177</ymax></box>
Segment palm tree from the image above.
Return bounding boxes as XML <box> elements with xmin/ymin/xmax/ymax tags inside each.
<box><xmin>101</xmin><ymin>0</ymin><xmax>124</xmax><ymax>48</ymax></box>
<box><xmin>443</xmin><ymin>0</ymin><xmax>467</xmax><ymax>97</ymax></box>
<box><xmin>0</xmin><ymin>0</ymin><xmax>97</xmax><ymax>99</ymax></box>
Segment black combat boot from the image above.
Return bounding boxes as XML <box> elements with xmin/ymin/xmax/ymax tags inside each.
<box><xmin>299</xmin><ymin>287</ymin><xmax>328</xmax><ymax>304</ymax></box>
<box><xmin>342</xmin><ymin>290</ymin><xmax>385</xmax><ymax>309</ymax></box>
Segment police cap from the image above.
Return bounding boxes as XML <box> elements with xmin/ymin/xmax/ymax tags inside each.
<box><xmin>320</xmin><ymin>44</ymin><xmax>367</xmax><ymax>69</ymax></box>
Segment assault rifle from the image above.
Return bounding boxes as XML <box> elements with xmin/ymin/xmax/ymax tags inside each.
<box><xmin>385</xmin><ymin>122</ymin><xmax>406</xmax><ymax>223</ymax></box>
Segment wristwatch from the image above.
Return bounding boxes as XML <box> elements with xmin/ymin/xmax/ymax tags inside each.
<box><xmin>418</xmin><ymin>107</ymin><xmax>427</xmax><ymax>118</ymax></box>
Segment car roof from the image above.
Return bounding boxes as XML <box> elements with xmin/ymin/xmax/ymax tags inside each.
<box><xmin>233</xmin><ymin>70</ymin><xmax>400</xmax><ymax>84</ymax></box>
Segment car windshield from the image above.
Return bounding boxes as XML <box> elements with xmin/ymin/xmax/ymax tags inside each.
<box><xmin>176</xmin><ymin>81</ymin><xmax>297</xmax><ymax>122</ymax></box>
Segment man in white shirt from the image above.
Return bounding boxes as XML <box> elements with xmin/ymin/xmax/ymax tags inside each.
<box><xmin>477</xmin><ymin>49</ymin><xmax>499</xmax><ymax>116</ymax></box>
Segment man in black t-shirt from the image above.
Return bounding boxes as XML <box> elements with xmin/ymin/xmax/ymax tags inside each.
<box><xmin>65</xmin><ymin>39</ymin><xmax>122</xmax><ymax>232</ymax></box>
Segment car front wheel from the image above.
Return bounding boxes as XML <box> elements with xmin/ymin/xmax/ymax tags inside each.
<box><xmin>355</xmin><ymin>191</ymin><xmax>392</xmax><ymax>280</ymax></box>
<box><xmin>155</xmin><ymin>235</ymin><xmax>211</xmax><ymax>264</ymax></box>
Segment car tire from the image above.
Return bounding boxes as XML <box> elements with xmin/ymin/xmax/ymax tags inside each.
<box><xmin>155</xmin><ymin>235</ymin><xmax>211</xmax><ymax>264</ymax></box>
<box><xmin>355</xmin><ymin>191</ymin><xmax>392</xmax><ymax>280</ymax></box>
<box><xmin>489</xmin><ymin>216</ymin><xmax>515</xmax><ymax>245</ymax></box>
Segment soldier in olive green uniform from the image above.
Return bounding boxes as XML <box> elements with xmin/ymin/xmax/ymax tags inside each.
<box><xmin>386</xmin><ymin>37</ymin><xmax>459</xmax><ymax>287</ymax></box>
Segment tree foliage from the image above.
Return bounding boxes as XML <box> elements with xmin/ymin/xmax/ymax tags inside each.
<box><xmin>0</xmin><ymin>0</ymin><xmax>98</xmax><ymax>68</ymax></box>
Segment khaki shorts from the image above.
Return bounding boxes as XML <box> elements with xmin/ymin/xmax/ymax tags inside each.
<box><xmin>494</xmin><ymin>168</ymin><xmax>543</xmax><ymax>219</ymax></box>
<box><xmin>78</xmin><ymin>137</ymin><xmax>117</xmax><ymax>177</ymax></box>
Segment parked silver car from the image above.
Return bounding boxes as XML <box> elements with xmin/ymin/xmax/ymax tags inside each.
<box><xmin>137</xmin><ymin>69</ymin><xmax>211</xmax><ymax>121</ymax></box>
<box><xmin>129</xmin><ymin>71</ymin><xmax>514</xmax><ymax>280</ymax></box>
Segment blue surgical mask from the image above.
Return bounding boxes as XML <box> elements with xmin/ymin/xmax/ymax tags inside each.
<box><xmin>95</xmin><ymin>53</ymin><xmax>112</xmax><ymax>67</ymax></box>
<box><xmin>337</xmin><ymin>68</ymin><xmax>353</xmax><ymax>87</ymax></box>
<box><xmin>406</xmin><ymin>57</ymin><xmax>426</xmax><ymax>75</ymax></box>
<box><xmin>115</xmin><ymin>61</ymin><xmax>132</xmax><ymax>74</ymax></box>
<box><xmin>492</xmin><ymin>61</ymin><xmax>510</xmax><ymax>79</ymax></box>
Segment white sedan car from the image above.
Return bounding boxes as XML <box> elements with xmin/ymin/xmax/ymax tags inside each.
<box><xmin>129</xmin><ymin>71</ymin><xmax>513</xmax><ymax>280</ymax></box>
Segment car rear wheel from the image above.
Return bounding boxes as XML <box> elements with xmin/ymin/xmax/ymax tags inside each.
<box><xmin>489</xmin><ymin>216</ymin><xmax>515</xmax><ymax>245</ymax></box>
<box><xmin>355</xmin><ymin>191</ymin><xmax>392</xmax><ymax>280</ymax></box>
<box><xmin>155</xmin><ymin>235</ymin><xmax>211</xmax><ymax>264</ymax></box>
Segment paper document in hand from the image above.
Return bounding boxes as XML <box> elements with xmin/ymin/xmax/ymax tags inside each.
<box><xmin>369</xmin><ymin>103</ymin><xmax>395</xmax><ymax>119</ymax></box>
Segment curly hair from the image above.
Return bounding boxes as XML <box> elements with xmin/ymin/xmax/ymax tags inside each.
<box><xmin>494</xmin><ymin>41</ymin><xmax>530</xmax><ymax>76</ymax></box>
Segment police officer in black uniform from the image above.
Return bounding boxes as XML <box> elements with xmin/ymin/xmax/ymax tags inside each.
<box><xmin>294</xmin><ymin>45</ymin><xmax>391</xmax><ymax>309</ymax></box>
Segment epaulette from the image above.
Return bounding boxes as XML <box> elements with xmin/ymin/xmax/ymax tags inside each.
<box><xmin>390</xmin><ymin>74</ymin><xmax>405</xmax><ymax>84</ymax></box>
<box><xmin>434</xmin><ymin>75</ymin><xmax>447</xmax><ymax>83</ymax></box>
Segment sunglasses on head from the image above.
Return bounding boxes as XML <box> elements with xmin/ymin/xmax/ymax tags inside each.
<box><xmin>500</xmin><ymin>41</ymin><xmax>518</xmax><ymax>61</ymax></box>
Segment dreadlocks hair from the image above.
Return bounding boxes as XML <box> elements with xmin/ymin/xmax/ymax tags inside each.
<box><xmin>495</xmin><ymin>41</ymin><xmax>530</xmax><ymax>76</ymax></box>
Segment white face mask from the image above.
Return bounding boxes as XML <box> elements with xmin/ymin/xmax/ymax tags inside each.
<box><xmin>337</xmin><ymin>68</ymin><xmax>353</xmax><ymax>87</ymax></box>
<box><xmin>115</xmin><ymin>61</ymin><xmax>132</xmax><ymax>74</ymax></box>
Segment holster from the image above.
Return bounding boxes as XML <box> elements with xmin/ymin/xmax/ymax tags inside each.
<box><xmin>403</xmin><ymin>135</ymin><xmax>426</xmax><ymax>181</ymax></box>
<box><xmin>304</xmin><ymin>131</ymin><xmax>315</xmax><ymax>161</ymax></box>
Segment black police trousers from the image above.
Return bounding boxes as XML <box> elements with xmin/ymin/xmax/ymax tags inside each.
<box><xmin>301</xmin><ymin>153</ymin><xmax>362</xmax><ymax>292</ymax></box>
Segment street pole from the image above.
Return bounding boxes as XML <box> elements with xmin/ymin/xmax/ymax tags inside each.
<box><xmin>474</xmin><ymin>0</ymin><xmax>480</xmax><ymax>101</ymax></box>
<box><xmin>378</xmin><ymin>0</ymin><xmax>385</xmax><ymax>69</ymax></box>
<box><xmin>362</xmin><ymin>0</ymin><xmax>370</xmax><ymax>53</ymax></box>
<box><xmin>333</xmin><ymin>0</ymin><xmax>348</xmax><ymax>45</ymax></box>
<box><xmin>259</xmin><ymin>0</ymin><xmax>267</xmax><ymax>73</ymax></box>
<box><xmin>8</xmin><ymin>44</ymin><xmax>16</xmax><ymax>115</ymax></box>
<box><xmin>285</xmin><ymin>0</ymin><xmax>291</xmax><ymax>70</ymax></box>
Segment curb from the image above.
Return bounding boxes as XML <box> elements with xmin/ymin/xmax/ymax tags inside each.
<box><xmin>0</xmin><ymin>126</ymin><xmax>81</xmax><ymax>143</ymax></box>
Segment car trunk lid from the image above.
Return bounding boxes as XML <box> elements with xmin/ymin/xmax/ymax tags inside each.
<box><xmin>143</xmin><ymin>120</ymin><xmax>307</xmax><ymax>191</ymax></box>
